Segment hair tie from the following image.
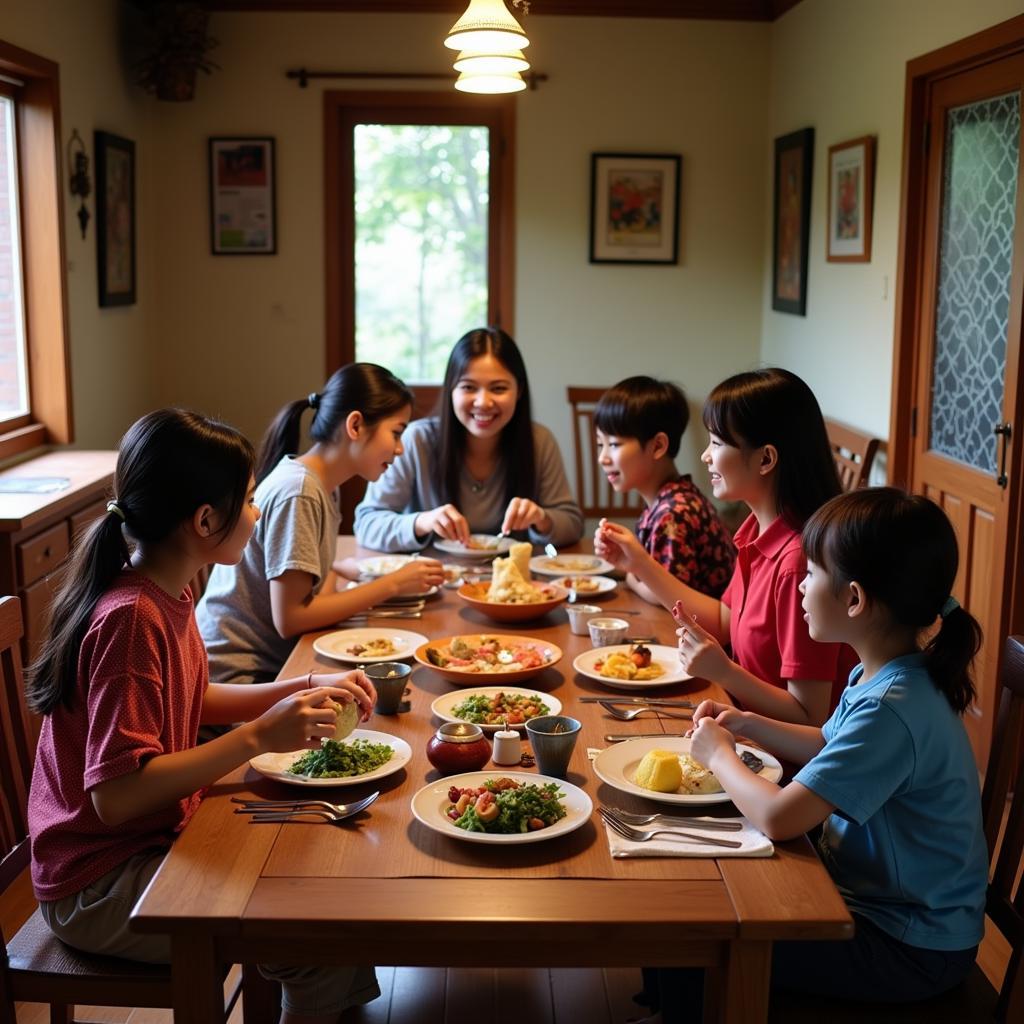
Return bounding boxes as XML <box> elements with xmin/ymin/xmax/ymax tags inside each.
<box><xmin>940</xmin><ymin>596</ymin><xmax>960</xmax><ymax>619</ymax></box>
<box><xmin>307</xmin><ymin>392</ymin><xmax>320</xmax><ymax>410</ymax></box>
<box><xmin>106</xmin><ymin>500</ymin><xmax>126</xmax><ymax>522</ymax></box>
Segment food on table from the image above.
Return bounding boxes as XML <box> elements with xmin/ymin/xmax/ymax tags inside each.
<box><xmin>560</xmin><ymin>576</ymin><xmax>601</xmax><ymax>593</ymax></box>
<box><xmin>594</xmin><ymin>644</ymin><xmax>665</xmax><ymax>681</ymax></box>
<box><xmin>450</xmin><ymin>691</ymin><xmax>551</xmax><ymax>725</ymax></box>
<box><xmin>425</xmin><ymin>636</ymin><xmax>554</xmax><ymax>673</ymax></box>
<box><xmin>633</xmin><ymin>749</ymin><xmax>683</xmax><ymax>792</ymax></box>
<box><xmin>486</xmin><ymin>543</ymin><xmax>550</xmax><ymax>604</ymax></box>
<box><xmin>507</xmin><ymin>541</ymin><xmax>532</xmax><ymax>579</ymax></box>
<box><xmin>326</xmin><ymin>698</ymin><xmax>359</xmax><ymax>741</ymax></box>
<box><xmin>288</xmin><ymin>737</ymin><xmax>393</xmax><ymax>779</ymax></box>
<box><xmin>545</xmin><ymin>555</ymin><xmax>600</xmax><ymax>572</ymax></box>
<box><xmin>444</xmin><ymin>777</ymin><xmax>567</xmax><ymax>833</ymax></box>
<box><xmin>361</xmin><ymin>556</ymin><xmax>411</xmax><ymax>575</ymax></box>
<box><xmin>739</xmin><ymin>750</ymin><xmax>765</xmax><ymax>774</ymax></box>
<box><xmin>345</xmin><ymin>637</ymin><xmax>399</xmax><ymax>657</ymax></box>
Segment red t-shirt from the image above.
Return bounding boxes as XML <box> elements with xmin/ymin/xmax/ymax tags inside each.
<box><xmin>722</xmin><ymin>514</ymin><xmax>854</xmax><ymax>710</ymax></box>
<box><xmin>29</xmin><ymin>572</ymin><xmax>206</xmax><ymax>901</ymax></box>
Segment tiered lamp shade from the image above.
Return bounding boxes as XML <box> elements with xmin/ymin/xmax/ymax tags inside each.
<box><xmin>444</xmin><ymin>0</ymin><xmax>530</xmax><ymax>53</ymax></box>
<box><xmin>453</xmin><ymin>50</ymin><xmax>530</xmax><ymax>75</ymax></box>
<box><xmin>454</xmin><ymin>70</ymin><xmax>527</xmax><ymax>94</ymax></box>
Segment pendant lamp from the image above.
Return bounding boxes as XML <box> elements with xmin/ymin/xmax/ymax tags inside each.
<box><xmin>454</xmin><ymin>70</ymin><xmax>527</xmax><ymax>94</ymax></box>
<box><xmin>444</xmin><ymin>0</ymin><xmax>529</xmax><ymax>54</ymax></box>
<box><xmin>453</xmin><ymin>49</ymin><xmax>530</xmax><ymax>75</ymax></box>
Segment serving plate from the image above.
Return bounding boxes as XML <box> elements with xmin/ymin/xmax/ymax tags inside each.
<box><xmin>434</xmin><ymin>535</ymin><xmax>514</xmax><ymax>559</ymax></box>
<box><xmin>410</xmin><ymin>770</ymin><xmax>592</xmax><ymax>845</ymax></box>
<box><xmin>556</xmin><ymin>574</ymin><xmax>617</xmax><ymax>598</ymax></box>
<box><xmin>313</xmin><ymin>627</ymin><xmax>429</xmax><ymax>664</ymax></box>
<box><xmin>430</xmin><ymin>686</ymin><xmax>563</xmax><ymax>732</ymax></box>
<box><xmin>572</xmin><ymin>644</ymin><xmax>691</xmax><ymax>690</ymax></box>
<box><xmin>457</xmin><ymin>580</ymin><xmax>567</xmax><ymax>622</ymax></box>
<box><xmin>357</xmin><ymin>555</ymin><xmax>416</xmax><ymax>577</ymax></box>
<box><xmin>529</xmin><ymin>554</ymin><xmax>614</xmax><ymax>577</ymax></box>
<box><xmin>414</xmin><ymin>633</ymin><xmax>562</xmax><ymax>685</ymax></box>
<box><xmin>592</xmin><ymin>736</ymin><xmax>782</xmax><ymax>806</ymax></box>
<box><xmin>249</xmin><ymin>729</ymin><xmax>412</xmax><ymax>788</ymax></box>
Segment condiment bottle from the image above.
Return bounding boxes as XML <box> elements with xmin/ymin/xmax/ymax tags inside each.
<box><xmin>491</xmin><ymin>718</ymin><xmax>521</xmax><ymax>766</ymax></box>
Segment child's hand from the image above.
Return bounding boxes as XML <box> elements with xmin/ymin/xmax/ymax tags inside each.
<box><xmin>676</xmin><ymin>613</ymin><xmax>733</xmax><ymax>682</ymax></box>
<box><xmin>308</xmin><ymin>671</ymin><xmax>376</xmax><ymax>717</ymax></box>
<box><xmin>594</xmin><ymin>518</ymin><xmax>642</xmax><ymax>571</ymax></box>
<box><xmin>692</xmin><ymin>699</ymin><xmax>747</xmax><ymax>735</ymax></box>
<box><xmin>689</xmin><ymin>717</ymin><xmax>737</xmax><ymax>772</ymax></box>
<box><xmin>332</xmin><ymin>557</ymin><xmax>363</xmax><ymax>582</ymax></box>
<box><xmin>416</xmin><ymin>504</ymin><xmax>470</xmax><ymax>545</ymax></box>
<box><xmin>501</xmin><ymin>497</ymin><xmax>549</xmax><ymax>535</ymax></box>
<box><xmin>391</xmin><ymin>557</ymin><xmax>444</xmax><ymax>594</ymax></box>
<box><xmin>253</xmin><ymin>682</ymin><xmax>372</xmax><ymax>753</ymax></box>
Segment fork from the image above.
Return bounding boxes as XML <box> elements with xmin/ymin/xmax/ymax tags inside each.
<box><xmin>599</xmin><ymin>808</ymin><xmax>742</xmax><ymax>848</ymax></box>
<box><xmin>599</xmin><ymin>701</ymin><xmax>693</xmax><ymax>721</ymax></box>
<box><xmin>231</xmin><ymin>792</ymin><xmax>379</xmax><ymax>817</ymax></box>
<box><xmin>603</xmin><ymin>806</ymin><xmax>743</xmax><ymax>831</ymax></box>
<box><xmin>245</xmin><ymin>807</ymin><xmax>368</xmax><ymax>825</ymax></box>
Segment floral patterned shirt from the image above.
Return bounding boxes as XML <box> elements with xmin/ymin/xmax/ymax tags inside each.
<box><xmin>635</xmin><ymin>475</ymin><xmax>736</xmax><ymax>598</ymax></box>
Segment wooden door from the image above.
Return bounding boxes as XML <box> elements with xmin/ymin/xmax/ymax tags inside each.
<box><xmin>900</xmin><ymin>46</ymin><xmax>1024</xmax><ymax>767</ymax></box>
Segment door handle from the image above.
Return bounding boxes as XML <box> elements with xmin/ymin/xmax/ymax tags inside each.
<box><xmin>994</xmin><ymin>423</ymin><xmax>1011</xmax><ymax>488</ymax></box>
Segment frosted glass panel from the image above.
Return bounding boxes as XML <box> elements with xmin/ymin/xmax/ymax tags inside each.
<box><xmin>930</xmin><ymin>92</ymin><xmax>1020</xmax><ymax>473</ymax></box>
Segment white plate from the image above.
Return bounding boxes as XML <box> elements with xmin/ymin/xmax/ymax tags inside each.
<box><xmin>410</xmin><ymin>770</ymin><xmax>593</xmax><ymax>845</ymax></box>
<box><xmin>357</xmin><ymin>555</ymin><xmax>416</xmax><ymax>576</ymax></box>
<box><xmin>554</xmin><ymin>574</ymin><xmax>617</xmax><ymax>597</ymax></box>
<box><xmin>348</xmin><ymin>580</ymin><xmax>439</xmax><ymax>601</ymax></box>
<box><xmin>314</xmin><ymin>628</ymin><xmax>429</xmax><ymax>664</ymax></box>
<box><xmin>434</xmin><ymin>535</ymin><xmax>514</xmax><ymax>559</ymax></box>
<box><xmin>430</xmin><ymin>686</ymin><xmax>564</xmax><ymax>732</ymax></box>
<box><xmin>592</xmin><ymin>736</ymin><xmax>782</xmax><ymax>806</ymax></box>
<box><xmin>250</xmin><ymin>729</ymin><xmax>413</xmax><ymax>788</ymax></box>
<box><xmin>529</xmin><ymin>554</ymin><xmax>614</xmax><ymax>577</ymax></box>
<box><xmin>572</xmin><ymin>644</ymin><xmax>691</xmax><ymax>690</ymax></box>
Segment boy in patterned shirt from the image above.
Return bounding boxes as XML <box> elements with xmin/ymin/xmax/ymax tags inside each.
<box><xmin>595</xmin><ymin>377</ymin><xmax>736</xmax><ymax>602</ymax></box>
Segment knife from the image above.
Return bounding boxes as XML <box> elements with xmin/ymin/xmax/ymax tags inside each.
<box><xmin>604</xmin><ymin>733</ymin><xmax>691</xmax><ymax>742</ymax></box>
<box><xmin>579</xmin><ymin>697</ymin><xmax>695</xmax><ymax>707</ymax></box>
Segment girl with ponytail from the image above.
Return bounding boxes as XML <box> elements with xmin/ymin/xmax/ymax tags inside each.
<box><xmin>198</xmin><ymin>363</ymin><xmax>443</xmax><ymax>689</ymax></box>
<box><xmin>645</xmin><ymin>488</ymin><xmax>988</xmax><ymax>1016</ymax></box>
<box><xmin>28</xmin><ymin>410</ymin><xmax>380</xmax><ymax>1021</ymax></box>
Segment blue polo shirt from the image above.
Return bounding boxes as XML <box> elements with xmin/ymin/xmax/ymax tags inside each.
<box><xmin>794</xmin><ymin>653</ymin><xmax>987</xmax><ymax>951</ymax></box>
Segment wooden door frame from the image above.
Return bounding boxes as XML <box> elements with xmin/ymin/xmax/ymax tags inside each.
<box><xmin>890</xmin><ymin>12</ymin><xmax>1024</xmax><ymax>644</ymax></box>
<box><xmin>322</xmin><ymin>89</ymin><xmax>516</xmax><ymax>377</ymax></box>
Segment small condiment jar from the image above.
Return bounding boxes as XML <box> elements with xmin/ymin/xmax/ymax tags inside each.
<box><xmin>491</xmin><ymin>723</ymin><xmax>521</xmax><ymax>766</ymax></box>
<box><xmin>426</xmin><ymin>722</ymin><xmax>492</xmax><ymax>775</ymax></box>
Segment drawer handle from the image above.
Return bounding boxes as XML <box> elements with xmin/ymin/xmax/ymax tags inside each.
<box><xmin>42</xmin><ymin>546</ymin><xmax>51</xmax><ymax>558</ymax></box>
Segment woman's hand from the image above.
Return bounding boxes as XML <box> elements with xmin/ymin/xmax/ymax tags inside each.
<box><xmin>415</xmin><ymin>504</ymin><xmax>470</xmax><ymax>545</ymax></box>
<box><xmin>390</xmin><ymin>557</ymin><xmax>445</xmax><ymax>594</ymax></box>
<box><xmin>501</xmin><ymin>497</ymin><xmax>551</xmax><ymax>535</ymax></box>
<box><xmin>689</xmin><ymin>716</ymin><xmax>737</xmax><ymax>773</ymax></box>
<box><xmin>674</xmin><ymin>606</ymin><xmax>734</xmax><ymax>682</ymax></box>
<box><xmin>252</xmin><ymin>680</ymin><xmax>373</xmax><ymax>753</ymax></box>
<box><xmin>594</xmin><ymin>518</ymin><xmax>644</xmax><ymax>573</ymax></box>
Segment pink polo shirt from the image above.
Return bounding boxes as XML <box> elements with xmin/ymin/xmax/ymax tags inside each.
<box><xmin>722</xmin><ymin>514</ymin><xmax>853</xmax><ymax>710</ymax></box>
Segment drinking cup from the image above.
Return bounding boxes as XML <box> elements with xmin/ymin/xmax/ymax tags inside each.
<box><xmin>525</xmin><ymin>715</ymin><xmax>582</xmax><ymax>779</ymax></box>
<box><xmin>588</xmin><ymin>617</ymin><xmax>629</xmax><ymax>647</ymax></box>
<box><xmin>365</xmin><ymin>662</ymin><xmax>412</xmax><ymax>715</ymax></box>
<box><xmin>566</xmin><ymin>603</ymin><xmax>602</xmax><ymax>635</ymax></box>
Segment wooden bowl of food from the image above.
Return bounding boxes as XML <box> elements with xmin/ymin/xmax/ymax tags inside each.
<box><xmin>457</xmin><ymin>580</ymin><xmax>568</xmax><ymax>623</ymax></box>
<box><xmin>414</xmin><ymin>633</ymin><xmax>563</xmax><ymax>685</ymax></box>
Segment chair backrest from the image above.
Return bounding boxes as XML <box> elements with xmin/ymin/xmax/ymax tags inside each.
<box><xmin>0</xmin><ymin>596</ymin><xmax>31</xmax><ymax>863</ymax></box>
<box><xmin>980</xmin><ymin>634</ymin><xmax>1024</xmax><ymax>1021</ymax></box>
<box><xmin>825</xmin><ymin>417</ymin><xmax>881</xmax><ymax>491</ymax></box>
<box><xmin>566</xmin><ymin>387</ymin><xmax>645</xmax><ymax>520</ymax></box>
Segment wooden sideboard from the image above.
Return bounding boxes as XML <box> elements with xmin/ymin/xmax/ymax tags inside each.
<box><xmin>0</xmin><ymin>450</ymin><xmax>117</xmax><ymax>666</ymax></box>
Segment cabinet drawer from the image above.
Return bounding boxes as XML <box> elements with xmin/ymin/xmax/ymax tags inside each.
<box><xmin>17</xmin><ymin>522</ymin><xmax>71</xmax><ymax>588</ymax></box>
<box><xmin>70</xmin><ymin>500</ymin><xmax>109</xmax><ymax>542</ymax></box>
<box><xmin>22</xmin><ymin>569</ymin><xmax>65</xmax><ymax>666</ymax></box>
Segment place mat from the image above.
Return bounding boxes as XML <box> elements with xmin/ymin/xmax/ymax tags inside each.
<box><xmin>604</xmin><ymin>816</ymin><xmax>774</xmax><ymax>859</ymax></box>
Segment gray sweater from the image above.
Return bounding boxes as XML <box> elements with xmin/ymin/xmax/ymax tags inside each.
<box><xmin>353</xmin><ymin>417</ymin><xmax>583</xmax><ymax>553</ymax></box>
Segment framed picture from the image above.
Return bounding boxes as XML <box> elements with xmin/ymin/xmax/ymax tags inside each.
<box><xmin>589</xmin><ymin>153</ymin><xmax>680</xmax><ymax>264</ymax></box>
<box><xmin>827</xmin><ymin>135</ymin><xmax>876</xmax><ymax>262</ymax></box>
<box><xmin>95</xmin><ymin>131</ymin><xmax>136</xmax><ymax>307</ymax></box>
<box><xmin>209</xmin><ymin>137</ymin><xmax>276</xmax><ymax>255</ymax></box>
<box><xmin>772</xmin><ymin>127</ymin><xmax>814</xmax><ymax>316</ymax></box>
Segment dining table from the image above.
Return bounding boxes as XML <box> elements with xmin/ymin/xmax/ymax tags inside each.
<box><xmin>131</xmin><ymin>538</ymin><xmax>852</xmax><ymax>1023</ymax></box>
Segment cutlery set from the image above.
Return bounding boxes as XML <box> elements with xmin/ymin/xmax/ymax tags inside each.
<box><xmin>598</xmin><ymin>806</ymin><xmax>743</xmax><ymax>848</ymax></box>
<box><xmin>231</xmin><ymin>792</ymin><xmax>379</xmax><ymax>824</ymax></box>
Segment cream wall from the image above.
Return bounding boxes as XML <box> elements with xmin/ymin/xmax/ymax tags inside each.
<box><xmin>4</xmin><ymin>0</ymin><xmax>159</xmax><ymax>448</ymax></box>
<box><xmin>763</xmin><ymin>0</ymin><xmax>1024</xmax><ymax>444</ymax></box>
<box><xmin>148</xmin><ymin>12</ymin><xmax>770</xmax><ymax>481</ymax></box>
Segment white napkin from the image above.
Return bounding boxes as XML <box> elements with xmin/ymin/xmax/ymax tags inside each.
<box><xmin>604</xmin><ymin>815</ymin><xmax>774</xmax><ymax>858</ymax></box>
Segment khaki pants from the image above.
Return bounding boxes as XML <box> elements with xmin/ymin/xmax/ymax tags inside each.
<box><xmin>39</xmin><ymin>850</ymin><xmax>379</xmax><ymax>1017</ymax></box>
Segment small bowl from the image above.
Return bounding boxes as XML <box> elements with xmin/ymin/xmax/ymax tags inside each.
<box><xmin>588</xmin><ymin>617</ymin><xmax>630</xmax><ymax>647</ymax></box>
<box><xmin>566</xmin><ymin>603</ymin><xmax>602</xmax><ymax>635</ymax></box>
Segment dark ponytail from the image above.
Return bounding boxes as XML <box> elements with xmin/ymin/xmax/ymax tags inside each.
<box><xmin>26</xmin><ymin>409</ymin><xmax>255</xmax><ymax>716</ymax></box>
<box><xmin>255</xmin><ymin>363</ymin><xmax>413</xmax><ymax>485</ymax></box>
<box><xmin>802</xmin><ymin>487</ymin><xmax>981</xmax><ymax>713</ymax></box>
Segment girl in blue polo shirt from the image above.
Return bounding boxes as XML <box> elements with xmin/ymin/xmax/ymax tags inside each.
<box><xmin>652</xmin><ymin>487</ymin><xmax>987</xmax><ymax>1016</ymax></box>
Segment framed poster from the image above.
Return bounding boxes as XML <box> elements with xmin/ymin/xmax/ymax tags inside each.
<box><xmin>772</xmin><ymin>127</ymin><xmax>814</xmax><ymax>315</ymax></box>
<box><xmin>589</xmin><ymin>153</ymin><xmax>680</xmax><ymax>264</ymax></box>
<box><xmin>827</xmin><ymin>135</ymin><xmax>876</xmax><ymax>262</ymax></box>
<box><xmin>209</xmin><ymin>137</ymin><xmax>276</xmax><ymax>255</ymax></box>
<box><xmin>95</xmin><ymin>130</ymin><xmax>136</xmax><ymax>306</ymax></box>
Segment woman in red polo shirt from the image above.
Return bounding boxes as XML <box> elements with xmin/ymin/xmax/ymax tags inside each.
<box><xmin>596</xmin><ymin>368</ymin><xmax>853</xmax><ymax>726</ymax></box>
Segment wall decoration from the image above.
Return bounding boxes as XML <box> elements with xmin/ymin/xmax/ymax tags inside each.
<box><xmin>95</xmin><ymin>130</ymin><xmax>136</xmax><ymax>307</ymax></box>
<box><xmin>589</xmin><ymin>153</ymin><xmax>680</xmax><ymax>264</ymax></box>
<box><xmin>209</xmin><ymin>137</ymin><xmax>276</xmax><ymax>255</ymax></box>
<box><xmin>827</xmin><ymin>135</ymin><xmax>876</xmax><ymax>262</ymax></box>
<box><xmin>772</xmin><ymin>127</ymin><xmax>814</xmax><ymax>315</ymax></box>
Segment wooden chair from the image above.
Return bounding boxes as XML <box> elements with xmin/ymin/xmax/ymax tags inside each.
<box><xmin>825</xmin><ymin>417</ymin><xmax>881</xmax><ymax>491</ymax></box>
<box><xmin>567</xmin><ymin>387</ymin><xmax>645</xmax><ymax>520</ymax></box>
<box><xmin>0</xmin><ymin>595</ymin><xmax>247</xmax><ymax>1024</ymax></box>
<box><xmin>768</xmin><ymin>634</ymin><xmax>1024</xmax><ymax>1022</ymax></box>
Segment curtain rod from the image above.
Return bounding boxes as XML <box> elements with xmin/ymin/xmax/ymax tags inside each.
<box><xmin>285</xmin><ymin>67</ymin><xmax>548</xmax><ymax>90</ymax></box>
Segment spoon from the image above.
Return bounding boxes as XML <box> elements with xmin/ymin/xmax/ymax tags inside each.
<box><xmin>599</xmin><ymin>701</ymin><xmax>692</xmax><ymax>721</ymax></box>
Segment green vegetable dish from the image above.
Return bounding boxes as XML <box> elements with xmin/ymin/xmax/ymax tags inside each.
<box><xmin>445</xmin><ymin>777</ymin><xmax>568</xmax><ymax>834</ymax></box>
<box><xmin>450</xmin><ymin>691</ymin><xmax>550</xmax><ymax>726</ymax></box>
<box><xmin>288</xmin><ymin>738</ymin><xmax>393</xmax><ymax>779</ymax></box>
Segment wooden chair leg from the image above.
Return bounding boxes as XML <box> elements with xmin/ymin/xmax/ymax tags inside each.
<box><xmin>241</xmin><ymin>964</ymin><xmax>281</xmax><ymax>1024</ymax></box>
<box><xmin>48</xmin><ymin>1005</ymin><xmax>73</xmax><ymax>1024</ymax></box>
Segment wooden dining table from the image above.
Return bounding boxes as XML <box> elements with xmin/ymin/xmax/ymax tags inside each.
<box><xmin>131</xmin><ymin>539</ymin><xmax>852</xmax><ymax>1023</ymax></box>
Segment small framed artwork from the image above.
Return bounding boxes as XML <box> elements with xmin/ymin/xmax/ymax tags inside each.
<box><xmin>772</xmin><ymin>127</ymin><xmax>814</xmax><ymax>316</ymax></box>
<box><xmin>208</xmin><ymin>137</ymin><xmax>276</xmax><ymax>255</ymax></box>
<box><xmin>94</xmin><ymin>130</ymin><xmax>136</xmax><ymax>307</ymax></box>
<box><xmin>827</xmin><ymin>135</ymin><xmax>876</xmax><ymax>262</ymax></box>
<box><xmin>589</xmin><ymin>153</ymin><xmax>680</xmax><ymax>264</ymax></box>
